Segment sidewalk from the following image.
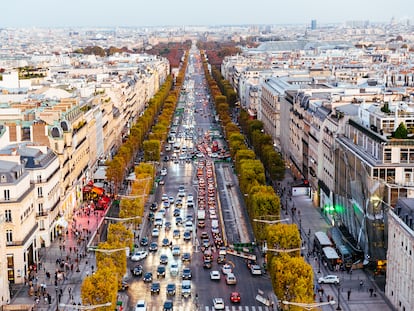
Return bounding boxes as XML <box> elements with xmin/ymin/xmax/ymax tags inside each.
<box><xmin>10</xmin><ymin>205</ymin><xmax>121</xmax><ymax>310</ymax></box>
<box><xmin>280</xmin><ymin>169</ymin><xmax>394</xmax><ymax>311</ymax></box>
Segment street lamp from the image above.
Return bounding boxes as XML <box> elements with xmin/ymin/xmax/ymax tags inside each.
<box><xmin>104</xmin><ymin>216</ymin><xmax>142</xmax><ymax>222</ymax></box>
<box><xmin>282</xmin><ymin>300</ymin><xmax>336</xmax><ymax>310</ymax></box>
<box><xmin>336</xmin><ymin>284</ymin><xmax>341</xmax><ymax>310</ymax></box>
<box><xmin>88</xmin><ymin>247</ymin><xmax>129</xmax><ymax>254</ymax></box>
<box><xmin>267</xmin><ymin>247</ymin><xmax>305</xmax><ymax>253</ymax></box>
<box><xmin>253</xmin><ymin>218</ymin><xmax>289</xmax><ymax>224</ymax></box>
<box><xmin>59</xmin><ymin>302</ymin><xmax>111</xmax><ymax>310</ymax></box>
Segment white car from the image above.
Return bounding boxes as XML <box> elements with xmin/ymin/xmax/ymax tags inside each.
<box><xmin>161</xmin><ymin>168</ymin><xmax>168</xmax><ymax>176</ymax></box>
<box><xmin>250</xmin><ymin>264</ymin><xmax>262</xmax><ymax>275</ymax></box>
<box><xmin>135</xmin><ymin>300</ymin><xmax>146</xmax><ymax>311</ymax></box>
<box><xmin>221</xmin><ymin>264</ymin><xmax>232</xmax><ymax>275</ymax></box>
<box><xmin>162</xmin><ymin>194</ymin><xmax>169</xmax><ymax>201</ymax></box>
<box><xmin>152</xmin><ymin>228</ymin><xmax>160</xmax><ymax>237</ymax></box>
<box><xmin>170</xmin><ymin>262</ymin><xmax>179</xmax><ymax>276</ymax></box>
<box><xmin>210</xmin><ymin>270</ymin><xmax>221</xmax><ymax>280</ymax></box>
<box><xmin>318</xmin><ymin>275</ymin><xmax>340</xmax><ymax>284</ymax></box>
<box><xmin>225</xmin><ymin>272</ymin><xmax>237</xmax><ymax>285</ymax></box>
<box><xmin>213</xmin><ymin>297</ymin><xmax>225</xmax><ymax>310</ymax></box>
<box><xmin>172</xmin><ymin>245</ymin><xmax>181</xmax><ymax>256</ymax></box>
<box><xmin>130</xmin><ymin>250</ymin><xmax>148</xmax><ymax>261</ymax></box>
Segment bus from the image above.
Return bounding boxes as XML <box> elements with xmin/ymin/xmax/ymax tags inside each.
<box><xmin>321</xmin><ymin>246</ymin><xmax>340</xmax><ymax>271</ymax></box>
<box><xmin>314</xmin><ymin>231</ymin><xmax>333</xmax><ymax>252</ymax></box>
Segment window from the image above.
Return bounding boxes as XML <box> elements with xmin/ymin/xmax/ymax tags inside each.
<box><xmin>401</xmin><ymin>149</ymin><xmax>408</xmax><ymax>163</ymax></box>
<box><xmin>5</xmin><ymin>209</ymin><xmax>12</xmax><ymax>222</ymax></box>
<box><xmin>37</xmin><ymin>175</ymin><xmax>42</xmax><ymax>183</ymax></box>
<box><xmin>37</xmin><ymin>187</ymin><xmax>43</xmax><ymax>198</ymax></box>
<box><xmin>6</xmin><ymin>230</ymin><xmax>13</xmax><ymax>244</ymax></box>
<box><xmin>383</xmin><ymin>149</ymin><xmax>391</xmax><ymax>163</ymax></box>
<box><xmin>38</xmin><ymin>203</ymin><xmax>43</xmax><ymax>213</ymax></box>
<box><xmin>4</xmin><ymin>189</ymin><xmax>10</xmax><ymax>201</ymax></box>
<box><xmin>39</xmin><ymin>220</ymin><xmax>45</xmax><ymax>230</ymax></box>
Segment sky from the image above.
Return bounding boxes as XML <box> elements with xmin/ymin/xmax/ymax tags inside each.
<box><xmin>2</xmin><ymin>0</ymin><xmax>413</xmax><ymax>28</ymax></box>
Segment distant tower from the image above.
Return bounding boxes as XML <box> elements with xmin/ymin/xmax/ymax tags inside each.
<box><xmin>311</xmin><ymin>19</ymin><xmax>317</xmax><ymax>30</ymax></box>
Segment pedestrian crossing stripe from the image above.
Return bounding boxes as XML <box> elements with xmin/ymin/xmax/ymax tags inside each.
<box><xmin>204</xmin><ymin>306</ymin><xmax>271</xmax><ymax>311</ymax></box>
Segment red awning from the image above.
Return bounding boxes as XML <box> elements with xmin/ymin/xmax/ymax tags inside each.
<box><xmin>92</xmin><ymin>186</ymin><xmax>104</xmax><ymax>195</ymax></box>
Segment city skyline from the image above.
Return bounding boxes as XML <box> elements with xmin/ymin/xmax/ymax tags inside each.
<box><xmin>3</xmin><ymin>0</ymin><xmax>413</xmax><ymax>28</ymax></box>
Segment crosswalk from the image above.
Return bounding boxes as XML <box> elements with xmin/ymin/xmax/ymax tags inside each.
<box><xmin>142</xmin><ymin>305</ymin><xmax>272</xmax><ymax>311</ymax></box>
<box><xmin>204</xmin><ymin>306</ymin><xmax>272</xmax><ymax>311</ymax></box>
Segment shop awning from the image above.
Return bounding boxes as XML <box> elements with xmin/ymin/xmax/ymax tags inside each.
<box><xmin>56</xmin><ymin>217</ymin><xmax>68</xmax><ymax>228</ymax></box>
<box><xmin>92</xmin><ymin>186</ymin><xmax>104</xmax><ymax>196</ymax></box>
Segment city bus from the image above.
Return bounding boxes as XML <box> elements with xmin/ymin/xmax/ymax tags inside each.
<box><xmin>321</xmin><ymin>246</ymin><xmax>340</xmax><ymax>271</ymax></box>
<box><xmin>314</xmin><ymin>231</ymin><xmax>333</xmax><ymax>252</ymax></box>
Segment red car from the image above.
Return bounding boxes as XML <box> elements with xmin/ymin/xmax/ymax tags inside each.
<box><xmin>230</xmin><ymin>292</ymin><xmax>241</xmax><ymax>303</ymax></box>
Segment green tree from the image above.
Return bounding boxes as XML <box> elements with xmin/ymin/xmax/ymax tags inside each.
<box><xmin>143</xmin><ymin>140</ymin><xmax>160</xmax><ymax>161</ymax></box>
<box><xmin>393</xmin><ymin>122</ymin><xmax>408</xmax><ymax>138</ymax></box>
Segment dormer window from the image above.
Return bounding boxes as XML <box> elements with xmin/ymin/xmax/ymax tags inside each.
<box><xmin>0</xmin><ymin>175</ymin><xmax>6</xmax><ymax>183</ymax></box>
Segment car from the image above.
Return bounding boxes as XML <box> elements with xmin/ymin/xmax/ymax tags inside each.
<box><xmin>162</xmin><ymin>238</ymin><xmax>170</xmax><ymax>247</ymax></box>
<box><xmin>148</xmin><ymin>212</ymin><xmax>155</xmax><ymax>222</ymax></box>
<box><xmin>170</xmin><ymin>262</ymin><xmax>179</xmax><ymax>276</ymax></box>
<box><xmin>131</xmin><ymin>264</ymin><xmax>143</xmax><ymax>276</ymax></box>
<box><xmin>143</xmin><ymin>272</ymin><xmax>153</xmax><ymax>283</ymax></box>
<box><xmin>173</xmin><ymin>229</ymin><xmax>180</xmax><ymax>239</ymax></box>
<box><xmin>162</xmin><ymin>194</ymin><xmax>168</xmax><ymax>201</ymax></box>
<box><xmin>250</xmin><ymin>264</ymin><xmax>262</xmax><ymax>275</ymax></box>
<box><xmin>160</xmin><ymin>254</ymin><xmax>168</xmax><ymax>265</ymax></box>
<box><xmin>221</xmin><ymin>264</ymin><xmax>232</xmax><ymax>275</ymax></box>
<box><xmin>148</xmin><ymin>242</ymin><xmax>158</xmax><ymax>252</ymax></box>
<box><xmin>183</xmin><ymin>230</ymin><xmax>192</xmax><ymax>241</ymax></box>
<box><xmin>149</xmin><ymin>203</ymin><xmax>158</xmax><ymax>211</ymax></box>
<box><xmin>140</xmin><ymin>236</ymin><xmax>149</xmax><ymax>246</ymax></box>
<box><xmin>162</xmin><ymin>201</ymin><xmax>170</xmax><ymax>208</ymax></box>
<box><xmin>213</xmin><ymin>297</ymin><xmax>225</xmax><ymax>310</ymax></box>
<box><xmin>187</xmin><ymin>194</ymin><xmax>194</xmax><ymax>201</ymax></box>
<box><xmin>166</xmin><ymin>283</ymin><xmax>176</xmax><ymax>296</ymax></box>
<box><xmin>181</xmin><ymin>252</ymin><xmax>191</xmax><ymax>262</ymax></box>
<box><xmin>135</xmin><ymin>300</ymin><xmax>147</xmax><ymax>311</ymax></box>
<box><xmin>172</xmin><ymin>245</ymin><xmax>181</xmax><ymax>256</ymax></box>
<box><xmin>175</xmin><ymin>199</ymin><xmax>183</xmax><ymax>207</ymax></box>
<box><xmin>182</xmin><ymin>267</ymin><xmax>192</xmax><ymax>279</ymax></box>
<box><xmin>169</xmin><ymin>196</ymin><xmax>175</xmax><ymax>204</ymax></box>
<box><xmin>120</xmin><ymin>281</ymin><xmax>129</xmax><ymax>291</ymax></box>
<box><xmin>203</xmin><ymin>258</ymin><xmax>212</xmax><ymax>269</ymax></box>
<box><xmin>161</xmin><ymin>168</ymin><xmax>168</xmax><ymax>176</ymax></box>
<box><xmin>230</xmin><ymin>292</ymin><xmax>241</xmax><ymax>303</ymax></box>
<box><xmin>152</xmin><ymin>228</ymin><xmax>160</xmax><ymax>237</ymax></box>
<box><xmin>150</xmin><ymin>282</ymin><xmax>161</xmax><ymax>294</ymax></box>
<box><xmin>210</xmin><ymin>270</ymin><xmax>220</xmax><ymax>280</ymax></box>
<box><xmin>225</xmin><ymin>273</ymin><xmax>237</xmax><ymax>285</ymax></box>
<box><xmin>175</xmin><ymin>216</ymin><xmax>183</xmax><ymax>226</ymax></box>
<box><xmin>217</xmin><ymin>255</ymin><xmax>226</xmax><ymax>264</ymax></box>
<box><xmin>130</xmin><ymin>250</ymin><xmax>148</xmax><ymax>261</ymax></box>
<box><xmin>318</xmin><ymin>275</ymin><xmax>340</xmax><ymax>284</ymax></box>
<box><xmin>157</xmin><ymin>265</ymin><xmax>166</xmax><ymax>278</ymax></box>
<box><xmin>165</xmin><ymin>221</ymin><xmax>172</xmax><ymax>230</ymax></box>
<box><xmin>173</xmin><ymin>209</ymin><xmax>181</xmax><ymax>217</ymax></box>
<box><xmin>163</xmin><ymin>300</ymin><xmax>173</xmax><ymax>311</ymax></box>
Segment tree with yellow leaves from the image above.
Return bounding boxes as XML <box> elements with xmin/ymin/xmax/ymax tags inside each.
<box><xmin>81</xmin><ymin>258</ymin><xmax>118</xmax><ymax>309</ymax></box>
<box><xmin>95</xmin><ymin>241</ymin><xmax>127</xmax><ymax>288</ymax></box>
<box><xmin>266</xmin><ymin>223</ymin><xmax>301</xmax><ymax>256</ymax></box>
<box><xmin>268</xmin><ymin>255</ymin><xmax>314</xmax><ymax>310</ymax></box>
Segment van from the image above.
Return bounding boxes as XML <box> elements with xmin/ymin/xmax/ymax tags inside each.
<box><xmin>181</xmin><ymin>280</ymin><xmax>191</xmax><ymax>298</ymax></box>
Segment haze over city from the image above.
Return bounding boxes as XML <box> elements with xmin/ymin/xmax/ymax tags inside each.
<box><xmin>3</xmin><ymin>0</ymin><xmax>413</xmax><ymax>27</ymax></box>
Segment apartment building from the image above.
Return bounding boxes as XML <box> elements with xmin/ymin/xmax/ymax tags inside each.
<box><xmin>386</xmin><ymin>199</ymin><xmax>414</xmax><ymax>311</ymax></box>
<box><xmin>0</xmin><ymin>144</ymin><xmax>60</xmax><ymax>294</ymax></box>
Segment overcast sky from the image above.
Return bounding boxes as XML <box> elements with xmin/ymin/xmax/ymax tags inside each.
<box><xmin>3</xmin><ymin>0</ymin><xmax>413</xmax><ymax>28</ymax></box>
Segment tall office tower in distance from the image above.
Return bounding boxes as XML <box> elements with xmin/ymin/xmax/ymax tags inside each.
<box><xmin>311</xmin><ymin>19</ymin><xmax>317</xmax><ymax>30</ymax></box>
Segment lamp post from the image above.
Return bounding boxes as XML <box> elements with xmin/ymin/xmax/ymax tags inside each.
<box><xmin>336</xmin><ymin>285</ymin><xmax>341</xmax><ymax>310</ymax></box>
<box><xmin>59</xmin><ymin>302</ymin><xmax>111</xmax><ymax>310</ymax></box>
<box><xmin>252</xmin><ymin>218</ymin><xmax>289</xmax><ymax>225</ymax></box>
<box><xmin>282</xmin><ymin>300</ymin><xmax>336</xmax><ymax>310</ymax></box>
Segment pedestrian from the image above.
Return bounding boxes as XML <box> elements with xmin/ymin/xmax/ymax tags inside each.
<box><xmin>369</xmin><ymin>288</ymin><xmax>374</xmax><ymax>297</ymax></box>
<box><xmin>347</xmin><ymin>289</ymin><xmax>351</xmax><ymax>300</ymax></box>
<box><xmin>359</xmin><ymin>280</ymin><xmax>364</xmax><ymax>290</ymax></box>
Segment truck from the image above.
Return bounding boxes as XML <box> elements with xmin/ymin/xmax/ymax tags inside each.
<box><xmin>181</xmin><ymin>280</ymin><xmax>191</xmax><ymax>298</ymax></box>
<box><xmin>197</xmin><ymin>209</ymin><xmax>206</xmax><ymax>220</ymax></box>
